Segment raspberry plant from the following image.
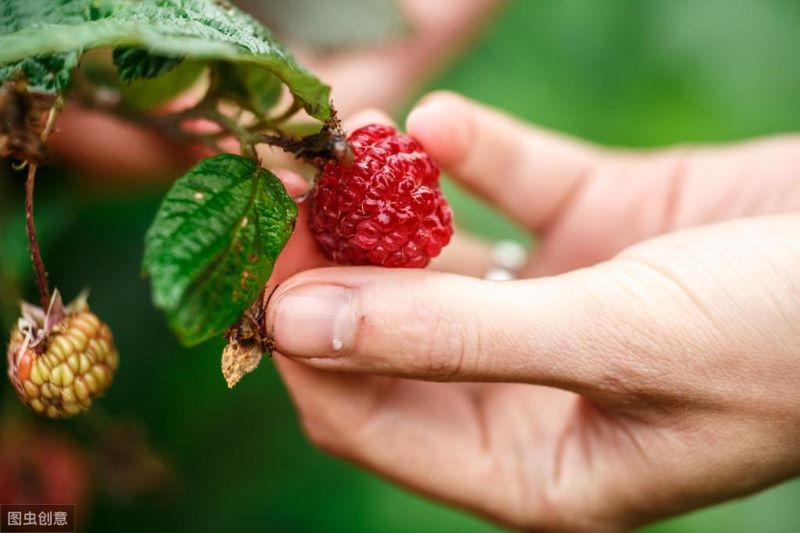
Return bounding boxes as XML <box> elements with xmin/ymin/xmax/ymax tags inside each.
<box><xmin>1</xmin><ymin>0</ymin><xmax>451</xmax><ymax>413</ymax></box>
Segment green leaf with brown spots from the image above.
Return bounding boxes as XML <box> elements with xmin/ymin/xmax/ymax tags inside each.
<box><xmin>142</xmin><ymin>154</ymin><xmax>296</xmax><ymax>346</ymax></box>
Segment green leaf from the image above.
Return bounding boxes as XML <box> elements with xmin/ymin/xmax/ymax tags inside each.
<box><xmin>213</xmin><ymin>62</ymin><xmax>281</xmax><ymax>116</ymax></box>
<box><xmin>0</xmin><ymin>54</ymin><xmax>81</xmax><ymax>93</ymax></box>
<box><xmin>113</xmin><ymin>47</ymin><xmax>183</xmax><ymax>82</ymax></box>
<box><xmin>119</xmin><ymin>59</ymin><xmax>205</xmax><ymax>110</ymax></box>
<box><xmin>143</xmin><ymin>154</ymin><xmax>297</xmax><ymax>346</ymax></box>
<box><xmin>0</xmin><ymin>0</ymin><xmax>331</xmax><ymax>119</ymax></box>
<box><xmin>0</xmin><ymin>0</ymin><xmax>92</xmax><ymax>92</ymax></box>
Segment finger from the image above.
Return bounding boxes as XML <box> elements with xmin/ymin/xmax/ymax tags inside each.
<box><xmin>270</xmin><ymin>169</ymin><xmax>332</xmax><ymax>282</ymax></box>
<box><xmin>298</xmin><ymin>0</ymin><xmax>502</xmax><ymax>116</ymax></box>
<box><xmin>268</xmin><ymin>216</ymin><xmax>800</xmax><ymax>405</ymax></box>
<box><xmin>49</xmin><ymin>104</ymin><xmax>200</xmax><ymax>181</ymax></box>
<box><xmin>343</xmin><ymin>108</ymin><xmax>395</xmax><ymax>132</ymax></box>
<box><xmin>429</xmin><ymin>229</ymin><xmax>494</xmax><ymax>277</ymax></box>
<box><xmin>406</xmin><ymin>91</ymin><xmax>603</xmax><ymax>231</ymax></box>
<box><xmin>264</xmin><ymin>261</ymin><xmax>694</xmax><ymax>401</ymax></box>
<box><xmin>273</xmin><ymin>355</ymin><xmax>534</xmax><ymax>525</ymax></box>
<box><xmin>273</xmin><ymin>168</ymin><xmax>310</xmax><ymax>198</ymax></box>
<box><xmin>266</xmin><ymin>268</ymin><xmax>579</xmax><ymax>388</ymax></box>
<box><xmin>267</xmin><ymin>215</ymin><xmax>799</xmax><ymax>403</ymax></box>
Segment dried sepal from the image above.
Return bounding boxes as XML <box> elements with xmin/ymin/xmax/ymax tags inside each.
<box><xmin>0</xmin><ymin>81</ymin><xmax>58</xmax><ymax>162</ymax></box>
<box><xmin>221</xmin><ymin>288</ymin><xmax>273</xmax><ymax>388</ymax></box>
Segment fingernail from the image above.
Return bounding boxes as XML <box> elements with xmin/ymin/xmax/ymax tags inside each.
<box><xmin>268</xmin><ymin>285</ymin><xmax>356</xmax><ymax>358</ymax></box>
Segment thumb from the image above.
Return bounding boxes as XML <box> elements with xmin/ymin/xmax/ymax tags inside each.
<box><xmin>264</xmin><ymin>263</ymin><xmax>690</xmax><ymax>394</ymax></box>
<box><xmin>267</xmin><ymin>217</ymin><xmax>800</xmax><ymax>406</ymax></box>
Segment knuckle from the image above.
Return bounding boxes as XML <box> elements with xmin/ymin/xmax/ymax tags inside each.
<box><xmin>574</xmin><ymin>263</ymin><xmax>672</xmax><ymax>401</ymax></box>
<box><xmin>593</xmin><ymin>359</ymin><xmax>658</xmax><ymax>405</ymax></box>
<box><xmin>410</xmin><ymin>304</ymin><xmax>474</xmax><ymax>380</ymax></box>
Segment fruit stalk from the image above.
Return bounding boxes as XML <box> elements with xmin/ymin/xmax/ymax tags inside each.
<box><xmin>25</xmin><ymin>162</ymin><xmax>50</xmax><ymax>310</ymax></box>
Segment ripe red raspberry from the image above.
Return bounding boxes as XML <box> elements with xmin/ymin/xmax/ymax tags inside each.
<box><xmin>310</xmin><ymin>124</ymin><xmax>453</xmax><ymax>268</ymax></box>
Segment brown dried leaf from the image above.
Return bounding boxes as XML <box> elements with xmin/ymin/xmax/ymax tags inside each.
<box><xmin>221</xmin><ymin>288</ymin><xmax>273</xmax><ymax>388</ymax></box>
<box><xmin>221</xmin><ymin>338</ymin><xmax>264</xmax><ymax>388</ymax></box>
<box><xmin>0</xmin><ymin>82</ymin><xmax>56</xmax><ymax>162</ymax></box>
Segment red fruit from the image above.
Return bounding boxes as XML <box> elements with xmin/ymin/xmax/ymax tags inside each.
<box><xmin>309</xmin><ymin>124</ymin><xmax>453</xmax><ymax>268</ymax></box>
<box><xmin>0</xmin><ymin>427</ymin><xmax>90</xmax><ymax>508</ymax></box>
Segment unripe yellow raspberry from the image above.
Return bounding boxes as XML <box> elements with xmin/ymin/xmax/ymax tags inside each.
<box><xmin>6</xmin><ymin>296</ymin><xmax>118</xmax><ymax>419</ymax></box>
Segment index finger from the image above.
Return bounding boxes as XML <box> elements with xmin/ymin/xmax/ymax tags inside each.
<box><xmin>406</xmin><ymin>91</ymin><xmax>603</xmax><ymax>231</ymax></box>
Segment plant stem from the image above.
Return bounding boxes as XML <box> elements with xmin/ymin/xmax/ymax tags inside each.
<box><xmin>25</xmin><ymin>163</ymin><xmax>49</xmax><ymax>310</ymax></box>
<box><xmin>22</xmin><ymin>101</ymin><xmax>62</xmax><ymax>311</ymax></box>
<box><xmin>70</xmin><ymin>70</ymin><xmax>343</xmax><ymax>165</ymax></box>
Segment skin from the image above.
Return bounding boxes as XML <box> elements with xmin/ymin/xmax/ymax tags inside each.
<box><xmin>36</xmin><ymin>2</ymin><xmax>800</xmax><ymax>527</ymax></box>
<box><xmin>267</xmin><ymin>93</ymin><xmax>800</xmax><ymax>531</ymax></box>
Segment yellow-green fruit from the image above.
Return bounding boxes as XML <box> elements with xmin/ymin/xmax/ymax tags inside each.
<box><xmin>6</xmin><ymin>310</ymin><xmax>119</xmax><ymax>418</ymax></box>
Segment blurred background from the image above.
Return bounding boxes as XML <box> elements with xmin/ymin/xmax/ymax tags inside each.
<box><xmin>2</xmin><ymin>0</ymin><xmax>800</xmax><ymax>531</ymax></box>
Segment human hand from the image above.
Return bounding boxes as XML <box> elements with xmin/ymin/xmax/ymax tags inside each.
<box><xmin>266</xmin><ymin>92</ymin><xmax>800</xmax><ymax>531</ymax></box>
<box><xmin>294</xmin><ymin>0</ymin><xmax>500</xmax><ymax>115</ymax></box>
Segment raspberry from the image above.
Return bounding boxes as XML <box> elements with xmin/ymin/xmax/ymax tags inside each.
<box><xmin>0</xmin><ymin>427</ymin><xmax>89</xmax><ymax>507</ymax></box>
<box><xmin>6</xmin><ymin>295</ymin><xmax>118</xmax><ymax>419</ymax></box>
<box><xmin>309</xmin><ymin>124</ymin><xmax>453</xmax><ymax>268</ymax></box>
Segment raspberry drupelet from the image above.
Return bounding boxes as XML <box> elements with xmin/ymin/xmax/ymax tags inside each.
<box><xmin>309</xmin><ymin>124</ymin><xmax>453</xmax><ymax>268</ymax></box>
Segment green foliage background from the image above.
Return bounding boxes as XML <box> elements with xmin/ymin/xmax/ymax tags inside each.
<box><xmin>2</xmin><ymin>1</ymin><xmax>800</xmax><ymax>531</ymax></box>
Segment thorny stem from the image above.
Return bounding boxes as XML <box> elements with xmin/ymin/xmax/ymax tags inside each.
<box><xmin>25</xmin><ymin>163</ymin><xmax>49</xmax><ymax>310</ymax></box>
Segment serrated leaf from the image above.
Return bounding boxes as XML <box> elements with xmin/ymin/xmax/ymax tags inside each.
<box><xmin>0</xmin><ymin>0</ymin><xmax>331</xmax><ymax>119</ymax></box>
<box><xmin>0</xmin><ymin>54</ymin><xmax>81</xmax><ymax>93</ymax></box>
<box><xmin>213</xmin><ymin>62</ymin><xmax>281</xmax><ymax>116</ymax></box>
<box><xmin>143</xmin><ymin>154</ymin><xmax>297</xmax><ymax>346</ymax></box>
<box><xmin>113</xmin><ymin>47</ymin><xmax>183</xmax><ymax>83</ymax></box>
<box><xmin>0</xmin><ymin>0</ymin><xmax>91</xmax><ymax>92</ymax></box>
<box><xmin>120</xmin><ymin>59</ymin><xmax>205</xmax><ymax>110</ymax></box>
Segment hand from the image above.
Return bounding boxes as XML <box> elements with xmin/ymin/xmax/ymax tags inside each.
<box><xmin>46</xmin><ymin>0</ymin><xmax>500</xmax><ymax>181</ymax></box>
<box><xmin>294</xmin><ymin>0</ymin><xmax>500</xmax><ymax>115</ymax></box>
<box><xmin>266</xmin><ymin>92</ymin><xmax>800</xmax><ymax>531</ymax></box>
